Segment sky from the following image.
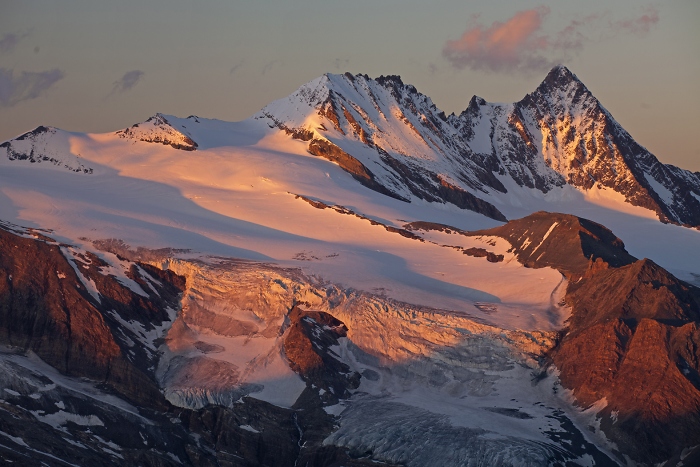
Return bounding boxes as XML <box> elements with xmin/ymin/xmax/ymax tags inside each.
<box><xmin>1</xmin><ymin>0</ymin><xmax>699</xmax><ymax>170</ymax></box>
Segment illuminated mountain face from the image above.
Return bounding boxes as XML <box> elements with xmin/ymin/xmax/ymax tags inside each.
<box><xmin>256</xmin><ymin>65</ymin><xmax>700</xmax><ymax>227</ymax></box>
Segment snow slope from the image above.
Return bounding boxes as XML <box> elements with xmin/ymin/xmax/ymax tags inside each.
<box><xmin>0</xmin><ymin>117</ymin><xmax>569</xmax><ymax>330</ymax></box>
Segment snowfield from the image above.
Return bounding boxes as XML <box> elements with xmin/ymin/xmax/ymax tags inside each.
<box><xmin>1</xmin><ymin>115</ymin><xmax>698</xmax><ymax>320</ymax></box>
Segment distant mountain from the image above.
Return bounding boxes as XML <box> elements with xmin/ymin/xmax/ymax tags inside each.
<box><xmin>0</xmin><ymin>126</ymin><xmax>94</xmax><ymax>173</ymax></box>
<box><xmin>116</xmin><ymin>113</ymin><xmax>198</xmax><ymax>151</ymax></box>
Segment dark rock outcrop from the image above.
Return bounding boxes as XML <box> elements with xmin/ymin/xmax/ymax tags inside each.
<box><xmin>461</xmin><ymin>247</ymin><xmax>503</xmax><ymax>263</ymax></box>
<box><xmin>284</xmin><ymin>305</ymin><xmax>360</xmax><ymax>404</ymax></box>
<box><xmin>295</xmin><ymin>194</ymin><xmax>423</xmax><ymax>240</ymax></box>
<box><xmin>0</xmin><ymin>223</ymin><xmax>183</xmax><ymax>407</ymax></box>
<box><xmin>306</xmin><ymin>138</ymin><xmax>406</xmax><ymax>202</ymax></box>
<box><xmin>473</xmin><ymin>211</ymin><xmax>636</xmax><ymax>279</ymax></box>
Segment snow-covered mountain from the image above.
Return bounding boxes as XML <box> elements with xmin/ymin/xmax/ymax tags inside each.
<box><xmin>1</xmin><ymin>66</ymin><xmax>700</xmax><ymax>466</ymax></box>
<box><xmin>256</xmin><ymin>65</ymin><xmax>700</xmax><ymax>227</ymax></box>
<box><xmin>0</xmin><ymin>125</ymin><xmax>94</xmax><ymax>173</ymax></box>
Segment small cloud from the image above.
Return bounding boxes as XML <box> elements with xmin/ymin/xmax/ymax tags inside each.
<box><xmin>0</xmin><ymin>67</ymin><xmax>64</xmax><ymax>107</ymax></box>
<box><xmin>613</xmin><ymin>6</ymin><xmax>659</xmax><ymax>36</ymax></box>
<box><xmin>641</xmin><ymin>102</ymin><xmax>651</xmax><ymax>109</ymax></box>
<box><xmin>552</xmin><ymin>13</ymin><xmax>604</xmax><ymax>52</ymax></box>
<box><xmin>0</xmin><ymin>31</ymin><xmax>30</xmax><ymax>54</ymax></box>
<box><xmin>443</xmin><ymin>5</ymin><xmax>661</xmax><ymax>75</ymax></box>
<box><xmin>333</xmin><ymin>58</ymin><xmax>350</xmax><ymax>70</ymax></box>
<box><xmin>229</xmin><ymin>59</ymin><xmax>245</xmax><ymax>75</ymax></box>
<box><xmin>111</xmin><ymin>70</ymin><xmax>145</xmax><ymax>94</ymax></box>
<box><xmin>261</xmin><ymin>60</ymin><xmax>280</xmax><ymax>76</ymax></box>
<box><xmin>442</xmin><ymin>7</ymin><xmax>554</xmax><ymax>73</ymax></box>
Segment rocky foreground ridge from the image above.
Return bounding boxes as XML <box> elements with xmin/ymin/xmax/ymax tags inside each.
<box><xmin>476</xmin><ymin>212</ymin><xmax>700</xmax><ymax>464</ymax></box>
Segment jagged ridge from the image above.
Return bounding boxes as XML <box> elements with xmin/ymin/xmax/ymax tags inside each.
<box><xmin>258</xmin><ymin>66</ymin><xmax>700</xmax><ymax>227</ymax></box>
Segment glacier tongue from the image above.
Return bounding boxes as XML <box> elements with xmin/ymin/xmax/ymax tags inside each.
<box><xmin>147</xmin><ymin>256</ymin><xmax>616</xmax><ymax>465</ymax></box>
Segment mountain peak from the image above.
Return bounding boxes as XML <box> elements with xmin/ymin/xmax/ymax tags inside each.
<box><xmin>115</xmin><ymin>113</ymin><xmax>198</xmax><ymax>151</ymax></box>
<box><xmin>543</xmin><ymin>65</ymin><xmax>579</xmax><ymax>85</ymax></box>
<box><xmin>375</xmin><ymin>74</ymin><xmax>405</xmax><ymax>87</ymax></box>
<box><xmin>533</xmin><ymin>65</ymin><xmax>590</xmax><ymax>99</ymax></box>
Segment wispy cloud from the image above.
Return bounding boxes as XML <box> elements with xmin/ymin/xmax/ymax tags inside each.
<box><xmin>443</xmin><ymin>6</ymin><xmax>660</xmax><ymax>74</ymax></box>
<box><xmin>0</xmin><ymin>31</ymin><xmax>30</xmax><ymax>54</ymax></box>
<box><xmin>0</xmin><ymin>67</ymin><xmax>64</xmax><ymax>107</ymax></box>
<box><xmin>261</xmin><ymin>60</ymin><xmax>280</xmax><ymax>76</ymax></box>
<box><xmin>443</xmin><ymin>7</ymin><xmax>552</xmax><ymax>73</ymax></box>
<box><xmin>229</xmin><ymin>59</ymin><xmax>245</xmax><ymax>75</ymax></box>
<box><xmin>111</xmin><ymin>70</ymin><xmax>145</xmax><ymax>94</ymax></box>
<box><xmin>552</xmin><ymin>13</ymin><xmax>604</xmax><ymax>52</ymax></box>
<box><xmin>333</xmin><ymin>58</ymin><xmax>350</xmax><ymax>70</ymax></box>
<box><xmin>614</xmin><ymin>6</ymin><xmax>659</xmax><ymax>36</ymax></box>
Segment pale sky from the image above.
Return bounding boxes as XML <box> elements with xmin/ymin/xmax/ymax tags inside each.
<box><xmin>1</xmin><ymin>0</ymin><xmax>699</xmax><ymax>170</ymax></box>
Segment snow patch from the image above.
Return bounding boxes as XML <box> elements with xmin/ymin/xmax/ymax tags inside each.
<box><xmin>33</xmin><ymin>410</ymin><xmax>104</xmax><ymax>430</ymax></box>
<box><xmin>0</xmin><ymin>430</ymin><xmax>30</xmax><ymax>448</ymax></box>
<box><xmin>239</xmin><ymin>424</ymin><xmax>260</xmax><ymax>433</ymax></box>
<box><xmin>530</xmin><ymin>222</ymin><xmax>558</xmax><ymax>255</ymax></box>
<box><xmin>61</xmin><ymin>247</ymin><xmax>101</xmax><ymax>303</ymax></box>
<box><xmin>644</xmin><ymin>172</ymin><xmax>674</xmax><ymax>205</ymax></box>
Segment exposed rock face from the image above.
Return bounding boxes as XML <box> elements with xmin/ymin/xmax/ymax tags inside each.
<box><xmin>258</xmin><ymin>66</ymin><xmax>700</xmax><ymax>227</ymax></box>
<box><xmin>474</xmin><ymin>211</ymin><xmax>636</xmax><ymax>278</ymax></box>
<box><xmin>565</xmin><ymin>258</ymin><xmax>700</xmax><ymax>329</ymax></box>
<box><xmin>552</xmin><ymin>260</ymin><xmax>700</xmax><ymax>463</ymax></box>
<box><xmin>515</xmin><ymin>66</ymin><xmax>700</xmax><ymax>226</ymax></box>
<box><xmin>306</xmin><ymin>138</ymin><xmax>407</xmax><ymax>201</ymax></box>
<box><xmin>0</xmin><ymin>349</ymin><xmax>220</xmax><ymax>466</ymax></box>
<box><xmin>0</xmin><ymin>222</ymin><xmax>184</xmax><ymax>407</ymax></box>
<box><xmin>116</xmin><ymin>113</ymin><xmax>199</xmax><ymax>151</ymax></box>
<box><xmin>179</xmin><ymin>398</ymin><xmax>301</xmax><ymax>466</ymax></box>
<box><xmin>476</xmin><ymin>212</ymin><xmax>700</xmax><ymax>463</ymax></box>
<box><xmin>284</xmin><ymin>305</ymin><xmax>360</xmax><ymax>403</ymax></box>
